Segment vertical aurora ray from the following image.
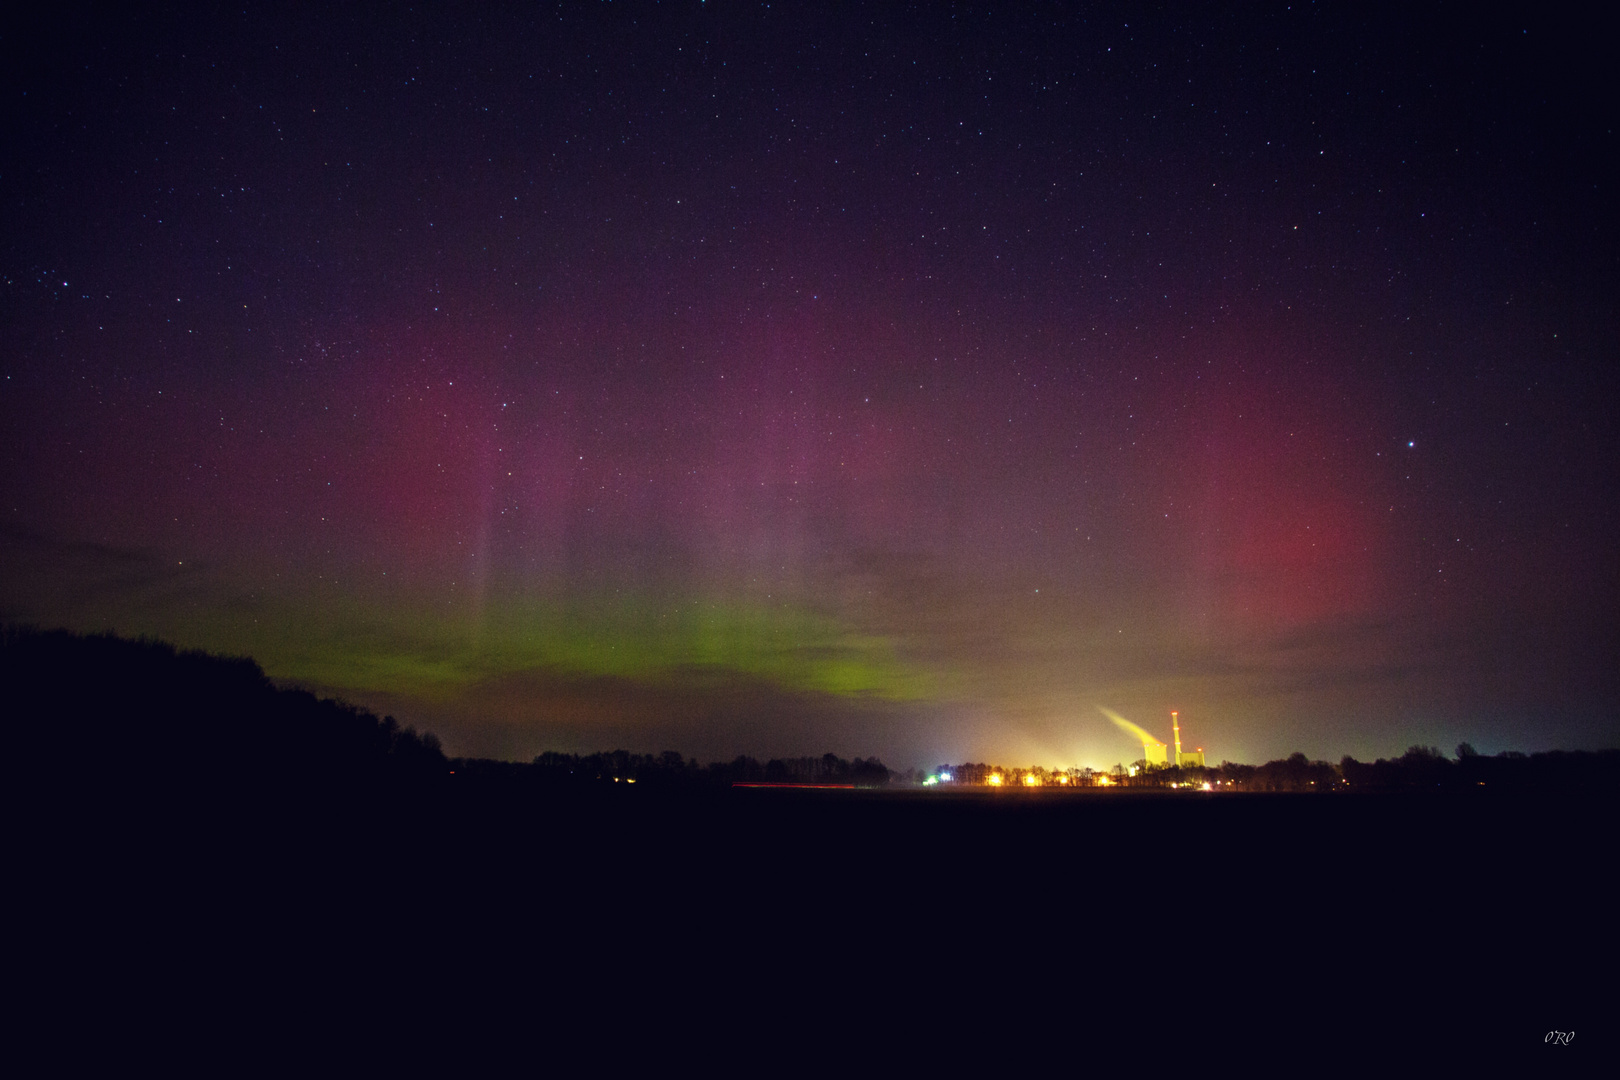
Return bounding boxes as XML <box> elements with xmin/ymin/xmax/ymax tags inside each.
<box><xmin>2</xmin><ymin>6</ymin><xmax>1612</xmax><ymax>765</ymax></box>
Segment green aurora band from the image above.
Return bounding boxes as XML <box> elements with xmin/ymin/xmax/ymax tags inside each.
<box><xmin>167</xmin><ymin>589</ymin><xmax>939</xmax><ymax>705</ymax></box>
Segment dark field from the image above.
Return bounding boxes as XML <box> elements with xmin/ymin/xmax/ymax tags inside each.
<box><xmin>7</xmin><ymin>630</ymin><xmax>1595</xmax><ymax>1053</ymax></box>
<box><xmin>22</xmin><ymin>782</ymin><xmax>1595</xmax><ymax>1055</ymax></box>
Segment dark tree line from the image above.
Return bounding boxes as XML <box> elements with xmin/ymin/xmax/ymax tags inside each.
<box><xmin>1</xmin><ymin>626</ymin><xmax>891</xmax><ymax>804</ymax></box>
<box><xmin>917</xmin><ymin>745</ymin><xmax>1618</xmax><ymax>793</ymax></box>
<box><xmin>3</xmin><ymin>625</ymin><xmax>448</xmax><ymax>802</ymax></box>
<box><xmin>1338</xmin><ymin>744</ymin><xmax>1619</xmax><ymax>791</ymax></box>
<box><xmin>9</xmin><ymin>625</ymin><xmax>1607</xmax><ymax>803</ymax></box>
<box><xmin>1150</xmin><ymin>746</ymin><xmax>1619</xmax><ymax>792</ymax></box>
<box><xmin>459</xmin><ymin>749</ymin><xmax>891</xmax><ymax>789</ymax></box>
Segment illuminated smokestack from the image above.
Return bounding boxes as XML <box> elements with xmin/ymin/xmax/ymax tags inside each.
<box><xmin>1172</xmin><ymin>710</ymin><xmax>1181</xmax><ymax>766</ymax></box>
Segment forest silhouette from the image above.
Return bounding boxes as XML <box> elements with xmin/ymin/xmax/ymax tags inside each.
<box><xmin>4</xmin><ymin>625</ymin><xmax>448</xmax><ymax>799</ymax></box>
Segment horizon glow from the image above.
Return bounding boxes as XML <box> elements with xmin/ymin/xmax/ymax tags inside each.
<box><xmin>2</xmin><ymin>7</ymin><xmax>1614</xmax><ymax>767</ymax></box>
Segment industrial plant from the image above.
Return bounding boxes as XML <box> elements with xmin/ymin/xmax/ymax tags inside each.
<box><xmin>1100</xmin><ymin>707</ymin><xmax>1205</xmax><ymax>771</ymax></box>
<box><xmin>909</xmin><ymin>707</ymin><xmax>1215</xmax><ymax>789</ymax></box>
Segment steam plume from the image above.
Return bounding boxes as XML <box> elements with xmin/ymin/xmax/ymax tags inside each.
<box><xmin>1098</xmin><ymin>706</ymin><xmax>1165</xmax><ymax>748</ymax></box>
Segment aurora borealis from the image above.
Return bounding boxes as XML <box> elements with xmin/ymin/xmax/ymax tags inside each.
<box><xmin>3</xmin><ymin>4</ymin><xmax>1613</xmax><ymax>766</ymax></box>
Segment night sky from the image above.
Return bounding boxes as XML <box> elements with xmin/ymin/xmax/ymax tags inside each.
<box><xmin>3</xmin><ymin>4</ymin><xmax>1614</xmax><ymax>768</ymax></box>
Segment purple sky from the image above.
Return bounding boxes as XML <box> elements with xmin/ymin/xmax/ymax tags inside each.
<box><xmin>3</xmin><ymin>4</ymin><xmax>1614</xmax><ymax>768</ymax></box>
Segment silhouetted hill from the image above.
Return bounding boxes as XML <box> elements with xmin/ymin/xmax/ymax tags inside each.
<box><xmin>2</xmin><ymin>625</ymin><xmax>447</xmax><ymax>804</ymax></box>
